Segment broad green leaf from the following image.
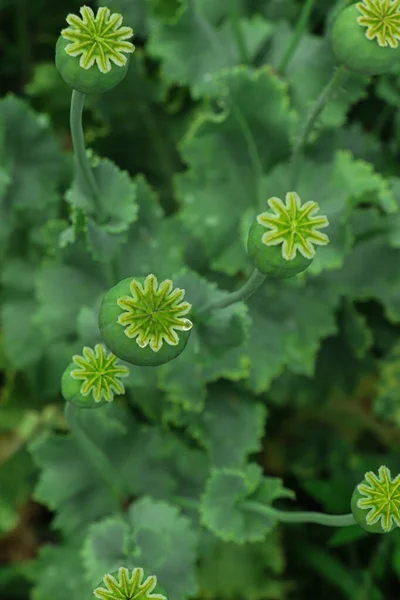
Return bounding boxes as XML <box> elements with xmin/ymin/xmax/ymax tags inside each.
<box><xmin>0</xmin><ymin>95</ymin><xmax>64</xmax><ymax>211</ymax></box>
<box><xmin>128</xmin><ymin>497</ymin><xmax>199</xmax><ymax>600</ymax></box>
<box><xmin>116</xmin><ymin>176</ymin><xmax>187</xmax><ymax>281</ymax></box>
<box><xmin>176</xmin><ymin>66</ymin><xmax>296</xmax><ymax>275</ymax></box>
<box><xmin>269</xmin><ymin>30</ymin><xmax>369</xmax><ymax>130</ymax></box>
<box><xmin>262</xmin><ymin>150</ymin><xmax>396</xmax><ymax>276</ymax></box>
<box><xmin>156</xmin><ymin>269</ymin><xmax>251</xmax><ymax>412</ymax></box>
<box><xmin>148</xmin><ymin>4</ymin><xmax>273</xmax><ymax>97</ymax></box>
<box><xmin>29</xmin><ymin>404</ymin><xmax>208</xmax><ymax>535</ymax></box>
<box><xmin>82</xmin><ymin>516</ymin><xmax>131</xmax><ymax>586</ymax></box>
<box><xmin>179</xmin><ymin>383</ymin><xmax>267</xmax><ymax>467</ymax></box>
<box><xmin>0</xmin><ymin>448</ymin><xmax>34</xmax><ymax>535</ymax></box>
<box><xmin>197</xmin><ymin>530</ymin><xmax>286</xmax><ymax>600</ymax></box>
<box><xmin>32</xmin><ymin>539</ymin><xmax>93</xmax><ymax>600</ymax></box>
<box><xmin>65</xmin><ymin>156</ymin><xmax>138</xmax><ymax>233</ymax></box>
<box><xmin>201</xmin><ymin>465</ymin><xmax>293</xmax><ymax>543</ymax></box>
<box><xmin>243</xmin><ymin>276</ymin><xmax>340</xmax><ymax>394</ymax></box>
<box><xmin>35</xmin><ymin>263</ymin><xmax>105</xmax><ymax>342</ymax></box>
<box><xmin>147</xmin><ymin>0</ymin><xmax>186</xmax><ymax>23</ymax></box>
<box><xmin>375</xmin><ymin>339</ymin><xmax>400</xmax><ymax>427</ymax></box>
<box><xmin>1</xmin><ymin>300</ymin><xmax>46</xmax><ymax>368</ymax></box>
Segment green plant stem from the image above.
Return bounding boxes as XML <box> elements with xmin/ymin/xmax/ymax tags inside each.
<box><xmin>230</xmin><ymin>0</ymin><xmax>249</xmax><ymax>64</ymax></box>
<box><xmin>278</xmin><ymin>0</ymin><xmax>316</xmax><ymax>73</ymax></box>
<box><xmin>70</xmin><ymin>89</ymin><xmax>100</xmax><ymax>207</ymax></box>
<box><xmin>198</xmin><ymin>268</ymin><xmax>266</xmax><ymax>315</ymax></box>
<box><xmin>290</xmin><ymin>64</ymin><xmax>349</xmax><ymax>189</ymax></box>
<box><xmin>64</xmin><ymin>402</ymin><xmax>125</xmax><ymax>509</ymax></box>
<box><xmin>173</xmin><ymin>495</ymin><xmax>356</xmax><ymax>527</ymax></box>
<box><xmin>242</xmin><ymin>501</ymin><xmax>356</xmax><ymax>527</ymax></box>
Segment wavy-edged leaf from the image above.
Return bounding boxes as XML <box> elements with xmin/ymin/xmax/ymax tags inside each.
<box><xmin>127</xmin><ymin>497</ymin><xmax>199</xmax><ymax>600</ymax></box>
<box><xmin>176</xmin><ymin>66</ymin><xmax>296</xmax><ymax>275</ymax></box>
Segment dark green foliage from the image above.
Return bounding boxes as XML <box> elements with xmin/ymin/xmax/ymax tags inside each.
<box><xmin>2</xmin><ymin>1</ymin><xmax>400</xmax><ymax>599</ymax></box>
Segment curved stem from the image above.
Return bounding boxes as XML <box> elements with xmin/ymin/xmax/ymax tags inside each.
<box><xmin>64</xmin><ymin>402</ymin><xmax>125</xmax><ymax>509</ymax></box>
<box><xmin>198</xmin><ymin>268</ymin><xmax>266</xmax><ymax>315</ymax></box>
<box><xmin>290</xmin><ymin>64</ymin><xmax>349</xmax><ymax>189</ymax></box>
<box><xmin>230</xmin><ymin>0</ymin><xmax>249</xmax><ymax>64</ymax></box>
<box><xmin>278</xmin><ymin>0</ymin><xmax>316</xmax><ymax>74</ymax></box>
<box><xmin>70</xmin><ymin>89</ymin><xmax>100</xmax><ymax>208</ymax></box>
<box><xmin>243</xmin><ymin>500</ymin><xmax>356</xmax><ymax>527</ymax></box>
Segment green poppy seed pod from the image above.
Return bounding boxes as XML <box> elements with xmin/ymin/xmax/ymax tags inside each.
<box><xmin>99</xmin><ymin>274</ymin><xmax>193</xmax><ymax>367</ymax></box>
<box><xmin>61</xmin><ymin>343</ymin><xmax>130</xmax><ymax>408</ymax></box>
<box><xmin>93</xmin><ymin>567</ymin><xmax>167</xmax><ymax>600</ymax></box>
<box><xmin>55</xmin><ymin>5</ymin><xmax>135</xmax><ymax>94</ymax></box>
<box><xmin>351</xmin><ymin>465</ymin><xmax>400</xmax><ymax>533</ymax></box>
<box><xmin>331</xmin><ymin>2</ymin><xmax>400</xmax><ymax>75</ymax></box>
<box><xmin>247</xmin><ymin>192</ymin><xmax>329</xmax><ymax>279</ymax></box>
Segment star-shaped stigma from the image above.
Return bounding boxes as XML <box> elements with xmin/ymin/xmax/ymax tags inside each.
<box><xmin>70</xmin><ymin>343</ymin><xmax>129</xmax><ymax>403</ymax></box>
<box><xmin>256</xmin><ymin>191</ymin><xmax>329</xmax><ymax>261</ymax></box>
<box><xmin>117</xmin><ymin>274</ymin><xmax>193</xmax><ymax>353</ymax></box>
<box><xmin>356</xmin><ymin>465</ymin><xmax>400</xmax><ymax>532</ymax></box>
<box><xmin>94</xmin><ymin>567</ymin><xmax>166</xmax><ymax>600</ymax></box>
<box><xmin>356</xmin><ymin>0</ymin><xmax>400</xmax><ymax>47</ymax></box>
<box><xmin>61</xmin><ymin>5</ymin><xmax>135</xmax><ymax>73</ymax></box>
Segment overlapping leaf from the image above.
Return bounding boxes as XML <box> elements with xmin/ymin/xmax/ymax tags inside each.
<box><xmin>176</xmin><ymin>66</ymin><xmax>296</xmax><ymax>275</ymax></box>
<box><xmin>197</xmin><ymin>530</ymin><xmax>286</xmax><ymax>600</ymax></box>
<box><xmin>201</xmin><ymin>465</ymin><xmax>294</xmax><ymax>543</ymax></box>
<box><xmin>127</xmin><ymin>497</ymin><xmax>199</xmax><ymax>600</ymax></box>
<box><xmin>148</xmin><ymin>3</ymin><xmax>273</xmax><ymax>97</ymax></box>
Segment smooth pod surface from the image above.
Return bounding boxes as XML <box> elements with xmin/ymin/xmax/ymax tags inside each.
<box><xmin>55</xmin><ymin>35</ymin><xmax>131</xmax><ymax>94</ymax></box>
<box><xmin>247</xmin><ymin>221</ymin><xmax>313</xmax><ymax>278</ymax></box>
<box><xmin>331</xmin><ymin>4</ymin><xmax>400</xmax><ymax>75</ymax></box>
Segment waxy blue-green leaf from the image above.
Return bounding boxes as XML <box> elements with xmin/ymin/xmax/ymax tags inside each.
<box><xmin>32</xmin><ymin>538</ymin><xmax>93</xmax><ymax>600</ymax></box>
<box><xmin>201</xmin><ymin>465</ymin><xmax>293</xmax><ymax>543</ymax></box>
<box><xmin>81</xmin><ymin>516</ymin><xmax>131</xmax><ymax>586</ymax></box>
<box><xmin>148</xmin><ymin>3</ymin><xmax>273</xmax><ymax>97</ymax></box>
<box><xmin>269</xmin><ymin>30</ymin><xmax>369</xmax><ymax>130</ymax></box>
<box><xmin>176</xmin><ymin>66</ymin><xmax>296</xmax><ymax>276</ymax></box>
<box><xmin>198</xmin><ymin>530</ymin><xmax>286</xmax><ymax>600</ymax></box>
<box><xmin>156</xmin><ymin>269</ymin><xmax>251</xmax><ymax>412</ymax></box>
<box><xmin>177</xmin><ymin>384</ymin><xmax>267</xmax><ymax>467</ymax></box>
<box><xmin>127</xmin><ymin>497</ymin><xmax>199</xmax><ymax>600</ymax></box>
<box><xmin>65</xmin><ymin>156</ymin><xmax>138</xmax><ymax>232</ymax></box>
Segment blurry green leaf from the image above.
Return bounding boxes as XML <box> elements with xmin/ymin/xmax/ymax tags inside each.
<box><xmin>0</xmin><ymin>448</ymin><xmax>34</xmax><ymax>535</ymax></box>
<box><xmin>147</xmin><ymin>0</ymin><xmax>186</xmax><ymax>23</ymax></box>
<box><xmin>179</xmin><ymin>383</ymin><xmax>267</xmax><ymax>467</ymax></box>
<box><xmin>244</xmin><ymin>276</ymin><xmax>340</xmax><ymax>393</ymax></box>
<box><xmin>32</xmin><ymin>539</ymin><xmax>93</xmax><ymax>600</ymax></box>
<box><xmin>1</xmin><ymin>300</ymin><xmax>46</xmax><ymax>368</ymax></box>
<box><xmin>201</xmin><ymin>465</ymin><xmax>293</xmax><ymax>543</ymax></box>
<box><xmin>270</xmin><ymin>31</ymin><xmax>369</xmax><ymax>130</ymax></box>
<box><xmin>35</xmin><ymin>263</ymin><xmax>105</xmax><ymax>342</ymax></box>
<box><xmin>156</xmin><ymin>269</ymin><xmax>251</xmax><ymax>412</ymax></box>
<box><xmin>116</xmin><ymin>176</ymin><xmax>187</xmax><ymax>281</ymax></box>
<box><xmin>0</xmin><ymin>95</ymin><xmax>64</xmax><ymax>211</ymax></box>
<box><xmin>82</xmin><ymin>516</ymin><xmax>131</xmax><ymax>586</ymax></box>
<box><xmin>375</xmin><ymin>339</ymin><xmax>400</xmax><ymax>427</ymax></box>
<box><xmin>148</xmin><ymin>4</ymin><xmax>273</xmax><ymax>97</ymax></box>
<box><xmin>198</xmin><ymin>530</ymin><xmax>286</xmax><ymax>600</ymax></box>
<box><xmin>176</xmin><ymin>66</ymin><xmax>296</xmax><ymax>276</ymax></box>
<box><xmin>127</xmin><ymin>497</ymin><xmax>199</xmax><ymax>600</ymax></box>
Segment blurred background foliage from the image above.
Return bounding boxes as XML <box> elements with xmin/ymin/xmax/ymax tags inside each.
<box><xmin>1</xmin><ymin>0</ymin><xmax>400</xmax><ymax>599</ymax></box>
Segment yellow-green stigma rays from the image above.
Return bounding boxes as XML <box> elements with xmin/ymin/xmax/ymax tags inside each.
<box><xmin>70</xmin><ymin>343</ymin><xmax>129</xmax><ymax>403</ymax></box>
<box><xmin>117</xmin><ymin>274</ymin><xmax>193</xmax><ymax>353</ymax></box>
<box><xmin>94</xmin><ymin>567</ymin><xmax>166</xmax><ymax>600</ymax></box>
<box><xmin>256</xmin><ymin>192</ymin><xmax>329</xmax><ymax>261</ymax></box>
<box><xmin>356</xmin><ymin>0</ymin><xmax>400</xmax><ymax>47</ymax></box>
<box><xmin>61</xmin><ymin>5</ymin><xmax>135</xmax><ymax>73</ymax></box>
<box><xmin>356</xmin><ymin>466</ymin><xmax>400</xmax><ymax>532</ymax></box>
